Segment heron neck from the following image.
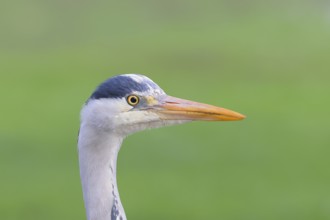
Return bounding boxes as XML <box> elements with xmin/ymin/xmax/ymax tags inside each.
<box><xmin>78</xmin><ymin>125</ymin><xmax>127</xmax><ymax>220</ymax></box>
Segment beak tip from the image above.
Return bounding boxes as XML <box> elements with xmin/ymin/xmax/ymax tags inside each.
<box><xmin>238</xmin><ymin>113</ymin><xmax>246</xmax><ymax>120</ymax></box>
<box><xmin>233</xmin><ymin>112</ymin><xmax>246</xmax><ymax>121</ymax></box>
<box><xmin>221</xmin><ymin>111</ymin><xmax>245</xmax><ymax>121</ymax></box>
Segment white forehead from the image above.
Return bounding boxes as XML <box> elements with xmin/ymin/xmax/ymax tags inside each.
<box><xmin>123</xmin><ymin>74</ymin><xmax>150</xmax><ymax>83</ymax></box>
<box><xmin>122</xmin><ymin>74</ymin><xmax>165</xmax><ymax>96</ymax></box>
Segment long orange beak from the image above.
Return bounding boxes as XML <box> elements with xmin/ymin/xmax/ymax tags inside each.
<box><xmin>153</xmin><ymin>95</ymin><xmax>245</xmax><ymax>121</ymax></box>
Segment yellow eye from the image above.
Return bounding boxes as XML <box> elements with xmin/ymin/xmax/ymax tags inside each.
<box><xmin>127</xmin><ymin>95</ymin><xmax>140</xmax><ymax>106</ymax></box>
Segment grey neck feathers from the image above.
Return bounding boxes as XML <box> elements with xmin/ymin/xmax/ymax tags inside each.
<box><xmin>78</xmin><ymin>125</ymin><xmax>127</xmax><ymax>220</ymax></box>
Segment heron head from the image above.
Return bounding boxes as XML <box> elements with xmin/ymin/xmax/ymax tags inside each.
<box><xmin>81</xmin><ymin>74</ymin><xmax>245</xmax><ymax>136</ymax></box>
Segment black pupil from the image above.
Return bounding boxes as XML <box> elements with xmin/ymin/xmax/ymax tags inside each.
<box><xmin>130</xmin><ymin>97</ymin><xmax>137</xmax><ymax>104</ymax></box>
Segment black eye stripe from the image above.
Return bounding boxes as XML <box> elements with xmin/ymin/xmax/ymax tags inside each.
<box><xmin>89</xmin><ymin>75</ymin><xmax>163</xmax><ymax>100</ymax></box>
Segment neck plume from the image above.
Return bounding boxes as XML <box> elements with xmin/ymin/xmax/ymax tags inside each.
<box><xmin>78</xmin><ymin>124</ymin><xmax>127</xmax><ymax>220</ymax></box>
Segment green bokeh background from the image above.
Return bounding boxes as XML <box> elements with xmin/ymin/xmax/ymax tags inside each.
<box><xmin>1</xmin><ymin>1</ymin><xmax>330</xmax><ymax>219</ymax></box>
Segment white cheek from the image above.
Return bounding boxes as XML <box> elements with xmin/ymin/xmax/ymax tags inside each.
<box><xmin>111</xmin><ymin>111</ymin><xmax>161</xmax><ymax>134</ymax></box>
<box><xmin>81</xmin><ymin>99</ymin><xmax>133</xmax><ymax>129</ymax></box>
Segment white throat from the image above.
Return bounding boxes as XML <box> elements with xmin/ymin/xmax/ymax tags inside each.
<box><xmin>78</xmin><ymin>124</ymin><xmax>126</xmax><ymax>220</ymax></box>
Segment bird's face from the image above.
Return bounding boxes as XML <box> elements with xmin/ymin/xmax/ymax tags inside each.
<box><xmin>81</xmin><ymin>74</ymin><xmax>245</xmax><ymax>136</ymax></box>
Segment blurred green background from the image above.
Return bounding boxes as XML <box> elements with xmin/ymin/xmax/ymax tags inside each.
<box><xmin>1</xmin><ymin>0</ymin><xmax>330</xmax><ymax>219</ymax></box>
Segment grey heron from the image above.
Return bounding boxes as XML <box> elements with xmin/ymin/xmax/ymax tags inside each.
<box><xmin>78</xmin><ymin>74</ymin><xmax>245</xmax><ymax>220</ymax></box>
